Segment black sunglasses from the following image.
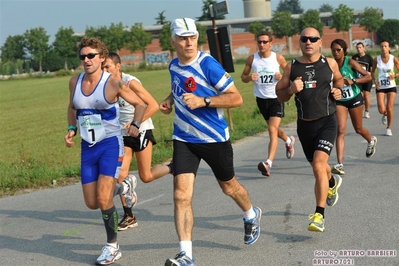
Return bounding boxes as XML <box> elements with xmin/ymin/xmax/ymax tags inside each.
<box><xmin>300</xmin><ymin>36</ymin><xmax>320</xmax><ymax>43</ymax></box>
<box><xmin>257</xmin><ymin>40</ymin><xmax>270</xmax><ymax>45</ymax></box>
<box><xmin>79</xmin><ymin>53</ymin><xmax>99</xmax><ymax>60</ymax></box>
<box><xmin>331</xmin><ymin>48</ymin><xmax>342</xmax><ymax>52</ymax></box>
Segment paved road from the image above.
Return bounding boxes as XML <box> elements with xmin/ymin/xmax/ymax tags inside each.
<box><xmin>1</xmin><ymin>93</ymin><xmax>398</xmax><ymax>266</ymax></box>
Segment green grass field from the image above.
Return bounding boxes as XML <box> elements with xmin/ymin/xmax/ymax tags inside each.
<box><xmin>0</xmin><ymin>64</ymin><xmax>297</xmax><ymax>196</ymax></box>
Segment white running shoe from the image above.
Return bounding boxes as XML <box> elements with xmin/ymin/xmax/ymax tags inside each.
<box><xmin>96</xmin><ymin>244</ymin><xmax>122</xmax><ymax>265</ymax></box>
<box><xmin>366</xmin><ymin>136</ymin><xmax>377</xmax><ymax>158</ymax></box>
<box><xmin>285</xmin><ymin>135</ymin><xmax>296</xmax><ymax>159</ymax></box>
<box><xmin>331</xmin><ymin>163</ymin><xmax>345</xmax><ymax>175</ymax></box>
<box><xmin>364</xmin><ymin>111</ymin><xmax>370</xmax><ymax>118</ymax></box>
<box><xmin>123</xmin><ymin>174</ymin><xmax>137</xmax><ymax>208</ymax></box>
<box><xmin>386</xmin><ymin>128</ymin><xmax>392</xmax><ymax>136</ymax></box>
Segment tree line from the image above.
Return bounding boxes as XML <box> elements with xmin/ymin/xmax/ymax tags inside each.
<box><xmin>1</xmin><ymin>0</ymin><xmax>397</xmax><ymax>76</ymax></box>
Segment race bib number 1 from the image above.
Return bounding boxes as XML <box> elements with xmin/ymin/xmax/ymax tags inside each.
<box><xmin>78</xmin><ymin>114</ymin><xmax>106</xmax><ymax>145</ymax></box>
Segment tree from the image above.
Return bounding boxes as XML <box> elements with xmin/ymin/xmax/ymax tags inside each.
<box><xmin>53</xmin><ymin>26</ymin><xmax>78</xmax><ymax>70</ymax></box>
<box><xmin>0</xmin><ymin>35</ymin><xmax>25</xmax><ymax>74</ymax></box>
<box><xmin>358</xmin><ymin>7</ymin><xmax>384</xmax><ymax>47</ymax></box>
<box><xmin>271</xmin><ymin>11</ymin><xmax>298</xmax><ymax>53</ymax></box>
<box><xmin>107</xmin><ymin>22</ymin><xmax>129</xmax><ymax>53</ymax></box>
<box><xmin>159</xmin><ymin>22</ymin><xmax>174</xmax><ymax>57</ymax></box>
<box><xmin>319</xmin><ymin>3</ymin><xmax>334</xmax><ymax>13</ymax></box>
<box><xmin>24</xmin><ymin>27</ymin><xmax>50</xmax><ymax>73</ymax></box>
<box><xmin>85</xmin><ymin>23</ymin><xmax>128</xmax><ymax>53</ymax></box>
<box><xmin>198</xmin><ymin>0</ymin><xmax>225</xmax><ymax>21</ymax></box>
<box><xmin>377</xmin><ymin>19</ymin><xmax>399</xmax><ymax>46</ymax></box>
<box><xmin>155</xmin><ymin>10</ymin><xmax>169</xmax><ymax>25</ymax></box>
<box><xmin>330</xmin><ymin>4</ymin><xmax>354</xmax><ymax>38</ymax></box>
<box><xmin>125</xmin><ymin>23</ymin><xmax>153</xmax><ymax>63</ymax></box>
<box><xmin>196</xmin><ymin>23</ymin><xmax>207</xmax><ymax>47</ymax></box>
<box><xmin>275</xmin><ymin>0</ymin><xmax>304</xmax><ymax>14</ymax></box>
<box><xmin>85</xmin><ymin>25</ymin><xmax>109</xmax><ymax>44</ymax></box>
<box><xmin>298</xmin><ymin>9</ymin><xmax>324</xmax><ymax>36</ymax></box>
<box><xmin>249</xmin><ymin>21</ymin><xmax>269</xmax><ymax>40</ymax></box>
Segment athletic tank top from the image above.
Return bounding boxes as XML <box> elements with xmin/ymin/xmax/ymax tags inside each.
<box><xmin>119</xmin><ymin>72</ymin><xmax>154</xmax><ymax>135</ymax></box>
<box><xmin>376</xmin><ymin>55</ymin><xmax>397</xmax><ymax>89</ymax></box>
<box><xmin>338</xmin><ymin>56</ymin><xmax>361</xmax><ymax>102</ymax></box>
<box><xmin>251</xmin><ymin>52</ymin><xmax>280</xmax><ymax>99</ymax></box>
<box><xmin>73</xmin><ymin>71</ymin><xmax>121</xmax><ymax>145</ymax></box>
<box><xmin>290</xmin><ymin>55</ymin><xmax>336</xmax><ymax>120</ymax></box>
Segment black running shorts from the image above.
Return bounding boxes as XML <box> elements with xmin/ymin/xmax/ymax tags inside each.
<box><xmin>297</xmin><ymin>114</ymin><xmax>337</xmax><ymax>162</ymax></box>
<box><xmin>172</xmin><ymin>140</ymin><xmax>235</xmax><ymax>181</ymax></box>
<box><xmin>256</xmin><ymin>97</ymin><xmax>285</xmax><ymax>120</ymax></box>
<box><xmin>123</xmin><ymin>130</ymin><xmax>156</xmax><ymax>152</ymax></box>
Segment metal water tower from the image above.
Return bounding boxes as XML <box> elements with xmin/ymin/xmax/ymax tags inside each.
<box><xmin>243</xmin><ymin>0</ymin><xmax>272</xmax><ymax>18</ymax></box>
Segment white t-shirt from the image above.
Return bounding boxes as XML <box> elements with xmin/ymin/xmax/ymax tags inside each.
<box><xmin>119</xmin><ymin>72</ymin><xmax>154</xmax><ymax>135</ymax></box>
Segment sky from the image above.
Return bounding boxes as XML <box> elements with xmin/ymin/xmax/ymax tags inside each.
<box><xmin>1</xmin><ymin>0</ymin><xmax>398</xmax><ymax>47</ymax></box>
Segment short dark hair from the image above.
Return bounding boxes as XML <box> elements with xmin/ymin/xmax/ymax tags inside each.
<box><xmin>356</xmin><ymin>42</ymin><xmax>364</xmax><ymax>47</ymax></box>
<box><xmin>107</xmin><ymin>52</ymin><xmax>121</xmax><ymax>65</ymax></box>
<box><xmin>380</xmin><ymin>40</ymin><xmax>390</xmax><ymax>47</ymax></box>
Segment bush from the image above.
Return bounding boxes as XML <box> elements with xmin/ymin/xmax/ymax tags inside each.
<box><xmin>54</xmin><ymin>69</ymin><xmax>74</xmax><ymax>77</ymax></box>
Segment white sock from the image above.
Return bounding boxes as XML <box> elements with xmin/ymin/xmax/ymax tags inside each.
<box><xmin>266</xmin><ymin>159</ymin><xmax>272</xmax><ymax>168</ymax></box>
<box><xmin>107</xmin><ymin>242</ymin><xmax>118</xmax><ymax>248</ymax></box>
<box><xmin>285</xmin><ymin>137</ymin><xmax>292</xmax><ymax>145</ymax></box>
<box><xmin>244</xmin><ymin>206</ymin><xmax>255</xmax><ymax>221</ymax></box>
<box><xmin>179</xmin><ymin>241</ymin><xmax>193</xmax><ymax>259</ymax></box>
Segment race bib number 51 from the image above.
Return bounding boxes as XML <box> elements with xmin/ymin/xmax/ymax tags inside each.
<box><xmin>341</xmin><ymin>85</ymin><xmax>354</xmax><ymax>99</ymax></box>
<box><xmin>78</xmin><ymin>114</ymin><xmax>106</xmax><ymax>145</ymax></box>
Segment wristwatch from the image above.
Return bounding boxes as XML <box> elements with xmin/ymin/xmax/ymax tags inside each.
<box><xmin>204</xmin><ymin>97</ymin><xmax>211</xmax><ymax>107</ymax></box>
<box><xmin>351</xmin><ymin>78</ymin><xmax>357</xmax><ymax>84</ymax></box>
<box><xmin>131</xmin><ymin>121</ymin><xmax>141</xmax><ymax>129</ymax></box>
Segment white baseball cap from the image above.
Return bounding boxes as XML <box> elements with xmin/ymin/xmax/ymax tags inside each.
<box><xmin>171</xmin><ymin>18</ymin><xmax>198</xmax><ymax>37</ymax></box>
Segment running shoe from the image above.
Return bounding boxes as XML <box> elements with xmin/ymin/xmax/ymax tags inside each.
<box><xmin>386</xmin><ymin>128</ymin><xmax>392</xmax><ymax>136</ymax></box>
<box><xmin>123</xmin><ymin>174</ymin><xmax>137</xmax><ymax>208</ymax></box>
<box><xmin>127</xmin><ymin>173</ymin><xmax>138</xmax><ymax>189</ymax></box>
<box><xmin>244</xmin><ymin>206</ymin><xmax>262</xmax><ymax>245</ymax></box>
<box><xmin>165</xmin><ymin>251</ymin><xmax>195</xmax><ymax>266</ymax></box>
<box><xmin>382</xmin><ymin>114</ymin><xmax>387</xmax><ymax>125</ymax></box>
<box><xmin>118</xmin><ymin>214</ymin><xmax>138</xmax><ymax>231</ymax></box>
<box><xmin>308</xmin><ymin>213</ymin><xmax>325</xmax><ymax>232</ymax></box>
<box><xmin>257</xmin><ymin>161</ymin><xmax>271</xmax><ymax>176</ymax></box>
<box><xmin>363</xmin><ymin>111</ymin><xmax>370</xmax><ymax>118</ymax></box>
<box><xmin>331</xmin><ymin>163</ymin><xmax>345</xmax><ymax>175</ymax></box>
<box><xmin>96</xmin><ymin>244</ymin><xmax>122</xmax><ymax>265</ymax></box>
<box><xmin>285</xmin><ymin>135</ymin><xmax>296</xmax><ymax>159</ymax></box>
<box><xmin>366</xmin><ymin>136</ymin><xmax>377</xmax><ymax>158</ymax></box>
<box><xmin>327</xmin><ymin>174</ymin><xmax>342</xmax><ymax>207</ymax></box>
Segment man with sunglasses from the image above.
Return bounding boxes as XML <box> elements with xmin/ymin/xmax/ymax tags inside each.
<box><xmin>64</xmin><ymin>36</ymin><xmax>147</xmax><ymax>265</ymax></box>
<box><xmin>241</xmin><ymin>31</ymin><xmax>296</xmax><ymax>177</ymax></box>
<box><xmin>276</xmin><ymin>27</ymin><xmax>344</xmax><ymax>233</ymax></box>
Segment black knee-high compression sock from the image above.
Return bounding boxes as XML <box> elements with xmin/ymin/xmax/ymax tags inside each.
<box><xmin>102</xmin><ymin>206</ymin><xmax>118</xmax><ymax>243</ymax></box>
